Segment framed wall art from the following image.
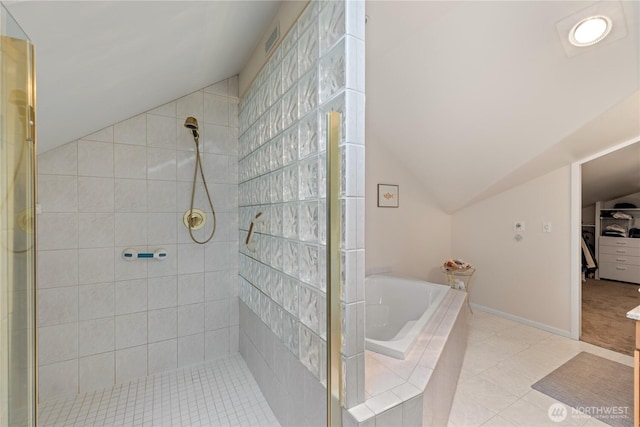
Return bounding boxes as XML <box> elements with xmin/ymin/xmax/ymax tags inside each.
<box><xmin>377</xmin><ymin>184</ymin><xmax>399</xmax><ymax>208</ymax></box>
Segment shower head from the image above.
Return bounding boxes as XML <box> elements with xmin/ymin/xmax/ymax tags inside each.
<box><xmin>184</xmin><ymin>116</ymin><xmax>199</xmax><ymax>139</ymax></box>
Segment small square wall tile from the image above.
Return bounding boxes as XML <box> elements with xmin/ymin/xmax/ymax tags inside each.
<box><xmin>115</xmin><ymin>279</ymin><xmax>147</xmax><ymax>315</ymax></box>
<box><xmin>177</xmin><ymin>91</ymin><xmax>203</xmax><ymax>122</ymax></box>
<box><xmin>205</xmin><ymin>299</ymin><xmax>230</xmax><ymax>331</ymax></box>
<box><xmin>37</xmin><ymin>249</ymin><xmax>78</xmax><ymax>289</ymax></box>
<box><xmin>148</xmin><ymin>308</ymin><xmax>178</xmax><ymax>343</ymax></box>
<box><xmin>178</xmin><ymin>333</ymin><xmax>205</xmax><ymax>367</ymax></box>
<box><xmin>114</xmin><ymin>144</ymin><xmax>147</xmax><ymax>179</ymax></box>
<box><xmin>37</xmin><ymin>213</ymin><xmax>78</xmax><ymax>251</ymax></box>
<box><xmin>203</xmin><ymin>123</ymin><xmax>233</xmax><ymax>155</ymax></box>
<box><xmin>147</xmin><ymin>213</ymin><xmax>177</xmax><ymax>246</ymax></box>
<box><xmin>177</xmin><ymin>244</ymin><xmax>205</xmax><ymax>274</ymax></box>
<box><xmin>204</xmin><ymin>269</ymin><xmax>233</xmax><ymax>301</ymax></box>
<box><xmin>147</xmin><ymin>147</ymin><xmax>177</xmax><ymax>180</ymax></box>
<box><xmin>204</xmin><ymin>241</ymin><xmax>238</xmax><ymax>272</ymax></box>
<box><xmin>38</xmin><ymin>175</ymin><xmax>77</xmax><ymax>213</ymax></box>
<box><xmin>115</xmin><ymin>345</ymin><xmax>147</xmax><ymax>384</ymax></box>
<box><xmin>114</xmin><ymin>213</ymin><xmax>147</xmax><ymax>246</ymax></box>
<box><xmin>78</xmin><ymin>177</ymin><xmax>114</xmax><ymax>213</ymax></box>
<box><xmin>114</xmin><ymin>179</ymin><xmax>147</xmax><ymax>213</ymax></box>
<box><xmin>205</xmin><ymin>328</ymin><xmax>230</xmax><ymax>360</ymax></box>
<box><xmin>115</xmin><ymin>312</ymin><xmax>147</xmax><ymax>350</ymax></box>
<box><xmin>204</xmin><ymin>93</ymin><xmax>229</xmax><ymax>126</ymax></box>
<box><xmin>79</xmin><ymin>317</ymin><xmax>115</xmax><ymax>357</ymax></box>
<box><xmin>78</xmin><ymin>282</ymin><xmax>115</xmax><ymax>320</ymax></box>
<box><xmin>114</xmin><ymin>114</ymin><xmax>146</xmax><ymax>146</ymax></box>
<box><xmin>79</xmin><ymin>352</ymin><xmax>114</xmax><ymax>393</ymax></box>
<box><xmin>78</xmin><ymin>213</ymin><xmax>114</xmax><ymax>249</ymax></box>
<box><xmin>78</xmin><ymin>140</ymin><xmax>113</xmax><ymax>177</ymax></box>
<box><xmin>178</xmin><ymin>303</ymin><xmax>204</xmax><ymax>336</ymax></box>
<box><xmin>37</xmin><ymin>287</ymin><xmax>78</xmax><ymax>327</ymax></box>
<box><xmin>148</xmin><ymin>339</ymin><xmax>177</xmax><ymax>375</ymax></box>
<box><xmin>38</xmin><ymin>359</ymin><xmax>78</xmax><ymax>402</ymax></box>
<box><xmin>38</xmin><ymin>141</ymin><xmax>77</xmax><ymax>176</ymax></box>
<box><xmin>147</xmin><ymin>180</ymin><xmax>177</xmax><ymax>213</ymax></box>
<box><xmin>147</xmin><ymin>114</ymin><xmax>177</xmax><ymax>149</ymax></box>
<box><xmin>38</xmin><ymin>323</ymin><xmax>78</xmax><ymax>365</ymax></box>
<box><xmin>177</xmin><ymin>273</ymin><xmax>204</xmax><ymax>306</ymax></box>
<box><xmin>148</xmin><ymin>276</ymin><xmax>178</xmax><ymax>310</ymax></box>
<box><xmin>78</xmin><ymin>247</ymin><xmax>115</xmax><ymax>285</ymax></box>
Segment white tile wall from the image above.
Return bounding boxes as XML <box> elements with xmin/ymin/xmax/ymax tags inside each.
<box><xmin>115</xmin><ymin>312</ymin><xmax>147</xmax><ymax>350</ymax></box>
<box><xmin>79</xmin><ymin>352</ymin><xmax>114</xmax><ymax>392</ymax></box>
<box><xmin>36</xmin><ymin>76</ymin><xmax>240</xmax><ymax>402</ymax></box>
<box><xmin>78</xmin><ymin>317</ymin><xmax>114</xmax><ymax>357</ymax></box>
<box><xmin>238</xmin><ymin>0</ymin><xmax>365</xmax><ymax>417</ymax></box>
<box><xmin>38</xmin><ymin>323</ymin><xmax>78</xmax><ymax>365</ymax></box>
<box><xmin>148</xmin><ymin>339</ymin><xmax>177</xmax><ymax>375</ymax></box>
<box><xmin>115</xmin><ymin>345</ymin><xmax>147</xmax><ymax>384</ymax></box>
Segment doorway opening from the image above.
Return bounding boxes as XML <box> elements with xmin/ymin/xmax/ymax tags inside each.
<box><xmin>572</xmin><ymin>139</ymin><xmax>640</xmax><ymax>355</ymax></box>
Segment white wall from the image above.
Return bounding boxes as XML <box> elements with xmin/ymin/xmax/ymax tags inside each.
<box><xmin>365</xmin><ymin>137</ymin><xmax>451</xmax><ymax>283</ymax></box>
<box><xmin>451</xmin><ymin>166</ymin><xmax>572</xmax><ymax>334</ymax></box>
<box><xmin>582</xmin><ymin>205</ymin><xmax>596</xmax><ymax>225</ymax></box>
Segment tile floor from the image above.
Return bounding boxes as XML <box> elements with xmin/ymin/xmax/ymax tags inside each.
<box><xmin>37</xmin><ymin>311</ymin><xmax>632</xmax><ymax>427</ymax></box>
<box><xmin>37</xmin><ymin>354</ymin><xmax>280</xmax><ymax>427</ymax></box>
<box><xmin>448</xmin><ymin>310</ymin><xmax>633</xmax><ymax>427</ymax></box>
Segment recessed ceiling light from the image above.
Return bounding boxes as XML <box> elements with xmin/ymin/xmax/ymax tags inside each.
<box><xmin>569</xmin><ymin>15</ymin><xmax>613</xmax><ymax>47</ymax></box>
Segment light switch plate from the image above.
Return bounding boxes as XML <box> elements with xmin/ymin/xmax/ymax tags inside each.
<box><xmin>514</xmin><ymin>221</ymin><xmax>526</xmax><ymax>232</ymax></box>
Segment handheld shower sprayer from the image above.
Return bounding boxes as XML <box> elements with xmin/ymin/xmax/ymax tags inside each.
<box><xmin>184</xmin><ymin>116</ymin><xmax>199</xmax><ymax>140</ymax></box>
<box><xmin>183</xmin><ymin>116</ymin><xmax>216</xmax><ymax>244</ymax></box>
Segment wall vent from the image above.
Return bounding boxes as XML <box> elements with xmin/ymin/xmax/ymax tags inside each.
<box><xmin>265</xmin><ymin>24</ymin><xmax>280</xmax><ymax>54</ymax></box>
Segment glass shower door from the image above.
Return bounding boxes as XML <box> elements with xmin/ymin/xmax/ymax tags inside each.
<box><xmin>1</xmin><ymin>4</ymin><xmax>37</xmax><ymax>426</ymax></box>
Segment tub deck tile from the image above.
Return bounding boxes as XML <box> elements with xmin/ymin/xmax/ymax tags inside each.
<box><xmin>352</xmin><ymin>289</ymin><xmax>469</xmax><ymax>426</ymax></box>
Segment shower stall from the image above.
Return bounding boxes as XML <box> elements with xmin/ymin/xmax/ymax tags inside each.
<box><xmin>0</xmin><ymin>3</ymin><xmax>37</xmax><ymax>426</ymax></box>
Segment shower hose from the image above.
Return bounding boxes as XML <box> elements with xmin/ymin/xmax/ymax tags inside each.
<box><xmin>188</xmin><ymin>137</ymin><xmax>216</xmax><ymax>244</ymax></box>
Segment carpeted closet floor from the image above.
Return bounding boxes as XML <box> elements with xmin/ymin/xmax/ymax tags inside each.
<box><xmin>581</xmin><ymin>278</ymin><xmax>640</xmax><ymax>356</ymax></box>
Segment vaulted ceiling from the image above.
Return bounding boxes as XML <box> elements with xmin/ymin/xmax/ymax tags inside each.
<box><xmin>3</xmin><ymin>0</ymin><xmax>280</xmax><ymax>152</ymax></box>
<box><xmin>5</xmin><ymin>0</ymin><xmax>640</xmax><ymax>213</ymax></box>
<box><xmin>366</xmin><ymin>0</ymin><xmax>639</xmax><ymax>213</ymax></box>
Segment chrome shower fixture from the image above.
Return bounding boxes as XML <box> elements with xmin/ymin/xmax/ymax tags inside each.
<box><xmin>184</xmin><ymin>116</ymin><xmax>199</xmax><ymax>140</ymax></box>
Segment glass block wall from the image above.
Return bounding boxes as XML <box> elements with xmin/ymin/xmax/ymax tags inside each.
<box><xmin>237</xmin><ymin>0</ymin><xmax>365</xmax><ymax>413</ymax></box>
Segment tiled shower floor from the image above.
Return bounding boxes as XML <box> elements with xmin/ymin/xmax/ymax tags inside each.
<box><xmin>37</xmin><ymin>354</ymin><xmax>280</xmax><ymax>427</ymax></box>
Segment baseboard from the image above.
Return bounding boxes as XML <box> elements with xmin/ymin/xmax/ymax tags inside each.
<box><xmin>470</xmin><ymin>303</ymin><xmax>572</xmax><ymax>339</ymax></box>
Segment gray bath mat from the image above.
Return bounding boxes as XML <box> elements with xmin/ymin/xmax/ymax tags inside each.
<box><xmin>531</xmin><ymin>352</ymin><xmax>632</xmax><ymax>427</ymax></box>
